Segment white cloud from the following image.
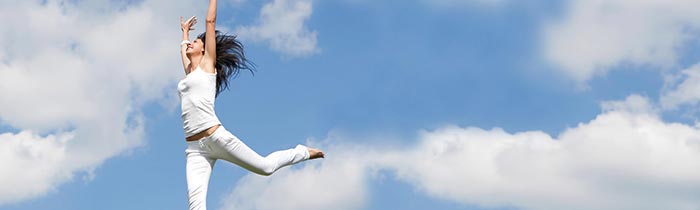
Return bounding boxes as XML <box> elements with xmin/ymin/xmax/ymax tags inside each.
<box><xmin>222</xmin><ymin>95</ymin><xmax>700</xmax><ymax>210</ymax></box>
<box><xmin>661</xmin><ymin>64</ymin><xmax>700</xmax><ymax>110</ymax></box>
<box><xmin>0</xmin><ymin>131</ymin><xmax>72</xmax><ymax>203</ymax></box>
<box><xmin>236</xmin><ymin>0</ymin><xmax>319</xmax><ymax>57</ymax></box>
<box><xmin>0</xmin><ymin>0</ymin><xmax>194</xmax><ymax>204</ymax></box>
<box><xmin>543</xmin><ymin>0</ymin><xmax>700</xmax><ymax>83</ymax></box>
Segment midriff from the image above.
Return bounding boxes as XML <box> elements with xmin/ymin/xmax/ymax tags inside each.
<box><xmin>186</xmin><ymin>124</ymin><xmax>221</xmax><ymax>141</ymax></box>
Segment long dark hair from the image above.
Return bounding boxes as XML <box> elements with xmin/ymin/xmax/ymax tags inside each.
<box><xmin>198</xmin><ymin>30</ymin><xmax>254</xmax><ymax>97</ymax></box>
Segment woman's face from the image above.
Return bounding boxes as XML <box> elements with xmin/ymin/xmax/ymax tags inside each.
<box><xmin>186</xmin><ymin>38</ymin><xmax>205</xmax><ymax>55</ymax></box>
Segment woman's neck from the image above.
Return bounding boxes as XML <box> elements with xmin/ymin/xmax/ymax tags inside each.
<box><xmin>188</xmin><ymin>54</ymin><xmax>204</xmax><ymax>71</ymax></box>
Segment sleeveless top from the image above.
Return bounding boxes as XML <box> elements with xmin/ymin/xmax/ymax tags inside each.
<box><xmin>177</xmin><ymin>66</ymin><xmax>222</xmax><ymax>137</ymax></box>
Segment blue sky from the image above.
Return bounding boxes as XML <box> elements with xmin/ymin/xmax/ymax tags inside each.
<box><xmin>2</xmin><ymin>0</ymin><xmax>700</xmax><ymax>210</ymax></box>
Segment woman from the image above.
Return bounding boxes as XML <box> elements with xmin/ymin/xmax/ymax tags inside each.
<box><xmin>178</xmin><ymin>1</ymin><xmax>324</xmax><ymax>209</ymax></box>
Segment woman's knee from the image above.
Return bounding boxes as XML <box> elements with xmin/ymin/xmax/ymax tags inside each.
<box><xmin>249</xmin><ymin>164</ymin><xmax>276</xmax><ymax>176</ymax></box>
<box><xmin>257</xmin><ymin>167</ymin><xmax>276</xmax><ymax>176</ymax></box>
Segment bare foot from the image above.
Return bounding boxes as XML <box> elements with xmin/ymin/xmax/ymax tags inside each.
<box><xmin>308</xmin><ymin>147</ymin><xmax>325</xmax><ymax>159</ymax></box>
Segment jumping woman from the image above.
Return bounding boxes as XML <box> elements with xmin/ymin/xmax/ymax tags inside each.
<box><xmin>178</xmin><ymin>1</ymin><xmax>324</xmax><ymax>209</ymax></box>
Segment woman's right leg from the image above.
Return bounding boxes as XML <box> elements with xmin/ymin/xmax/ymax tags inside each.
<box><xmin>186</xmin><ymin>146</ymin><xmax>216</xmax><ymax>210</ymax></box>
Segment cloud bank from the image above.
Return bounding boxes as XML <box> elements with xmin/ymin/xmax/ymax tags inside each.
<box><xmin>222</xmin><ymin>95</ymin><xmax>700</xmax><ymax>210</ymax></box>
<box><xmin>0</xmin><ymin>0</ymin><xmax>191</xmax><ymax>204</ymax></box>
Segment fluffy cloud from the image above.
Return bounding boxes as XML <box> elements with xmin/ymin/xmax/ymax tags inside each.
<box><xmin>543</xmin><ymin>0</ymin><xmax>700</xmax><ymax>83</ymax></box>
<box><xmin>0</xmin><ymin>132</ymin><xmax>73</xmax><ymax>203</ymax></box>
<box><xmin>0</xmin><ymin>0</ymin><xmax>192</xmax><ymax>204</ymax></box>
<box><xmin>661</xmin><ymin>64</ymin><xmax>700</xmax><ymax>110</ymax></box>
<box><xmin>222</xmin><ymin>95</ymin><xmax>700</xmax><ymax>210</ymax></box>
<box><xmin>236</xmin><ymin>0</ymin><xmax>319</xmax><ymax>57</ymax></box>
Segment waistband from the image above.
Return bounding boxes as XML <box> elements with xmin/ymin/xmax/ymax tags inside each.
<box><xmin>186</xmin><ymin>126</ymin><xmax>227</xmax><ymax>143</ymax></box>
<box><xmin>185</xmin><ymin>126</ymin><xmax>227</xmax><ymax>152</ymax></box>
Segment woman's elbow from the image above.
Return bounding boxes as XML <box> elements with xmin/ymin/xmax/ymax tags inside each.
<box><xmin>206</xmin><ymin>17</ymin><xmax>216</xmax><ymax>24</ymax></box>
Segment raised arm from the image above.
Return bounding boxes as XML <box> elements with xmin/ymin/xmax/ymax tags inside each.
<box><xmin>180</xmin><ymin>16</ymin><xmax>197</xmax><ymax>73</ymax></box>
<box><xmin>201</xmin><ymin>0</ymin><xmax>217</xmax><ymax>71</ymax></box>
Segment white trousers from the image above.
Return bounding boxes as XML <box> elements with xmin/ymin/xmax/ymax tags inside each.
<box><xmin>185</xmin><ymin>126</ymin><xmax>310</xmax><ymax>210</ymax></box>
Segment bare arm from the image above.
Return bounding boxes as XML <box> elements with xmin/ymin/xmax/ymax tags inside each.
<box><xmin>201</xmin><ymin>0</ymin><xmax>217</xmax><ymax>72</ymax></box>
<box><xmin>180</xmin><ymin>16</ymin><xmax>197</xmax><ymax>73</ymax></box>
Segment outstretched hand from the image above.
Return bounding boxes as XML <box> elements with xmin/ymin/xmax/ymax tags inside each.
<box><xmin>180</xmin><ymin>16</ymin><xmax>198</xmax><ymax>32</ymax></box>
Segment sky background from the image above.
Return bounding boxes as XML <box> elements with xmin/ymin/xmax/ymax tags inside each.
<box><xmin>1</xmin><ymin>0</ymin><xmax>700</xmax><ymax>210</ymax></box>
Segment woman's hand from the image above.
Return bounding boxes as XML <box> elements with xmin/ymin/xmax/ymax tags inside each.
<box><xmin>181</xmin><ymin>16</ymin><xmax>197</xmax><ymax>72</ymax></box>
<box><xmin>180</xmin><ymin>16</ymin><xmax>198</xmax><ymax>32</ymax></box>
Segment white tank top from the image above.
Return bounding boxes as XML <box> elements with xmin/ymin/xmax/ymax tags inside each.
<box><xmin>177</xmin><ymin>66</ymin><xmax>222</xmax><ymax>137</ymax></box>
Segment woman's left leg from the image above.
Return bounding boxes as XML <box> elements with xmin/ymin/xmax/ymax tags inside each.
<box><xmin>209</xmin><ymin>127</ymin><xmax>309</xmax><ymax>176</ymax></box>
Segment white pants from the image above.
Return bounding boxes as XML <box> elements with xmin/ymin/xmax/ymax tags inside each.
<box><xmin>185</xmin><ymin>126</ymin><xmax>310</xmax><ymax>210</ymax></box>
